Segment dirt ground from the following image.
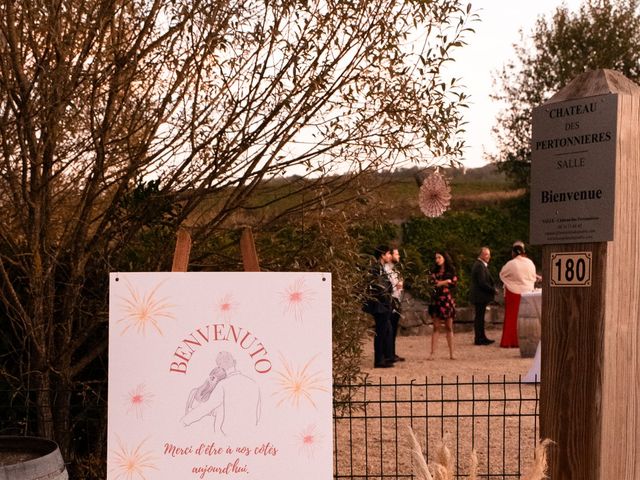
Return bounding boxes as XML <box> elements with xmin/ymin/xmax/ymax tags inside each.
<box><xmin>360</xmin><ymin>327</ymin><xmax>535</xmax><ymax>379</ymax></box>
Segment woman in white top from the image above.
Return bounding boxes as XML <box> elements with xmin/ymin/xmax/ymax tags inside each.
<box><xmin>499</xmin><ymin>241</ymin><xmax>538</xmax><ymax>348</ymax></box>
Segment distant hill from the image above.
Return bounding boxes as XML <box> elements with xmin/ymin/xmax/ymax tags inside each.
<box><xmin>388</xmin><ymin>163</ymin><xmax>507</xmax><ymax>183</ymax></box>
<box><xmin>455</xmin><ymin>163</ymin><xmax>506</xmax><ymax>182</ymax></box>
<box><xmin>224</xmin><ymin>162</ymin><xmax>520</xmax><ymax>227</ymax></box>
<box><xmin>367</xmin><ymin>164</ymin><xmax>522</xmax><ymax>224</ymax></box>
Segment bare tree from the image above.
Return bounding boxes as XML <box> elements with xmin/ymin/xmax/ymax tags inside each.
<box><xmin>0</xmin><ymin>0</ymin><xmax>474</xmax><ymax>464</ymax></box>
<box><xmin>490</xmin><ymin>0</ymin><xmax>640</xmax><ymax>188</ymax></box>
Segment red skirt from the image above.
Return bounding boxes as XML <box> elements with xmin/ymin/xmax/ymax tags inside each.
<box><xmin>500</xmin><ymin>288</ymin><xmax>521</xmax><ymax>348</ymax></box>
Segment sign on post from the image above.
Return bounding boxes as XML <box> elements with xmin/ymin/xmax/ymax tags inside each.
<box><xmin>530</xmin><ymin>94</ymin><xmax>617</xmax><ymax>245</ymax></box>
<box><xmin>108</xmin><ymin>272</ymin><xmax>332</xmax><ymax>479</ymax></box>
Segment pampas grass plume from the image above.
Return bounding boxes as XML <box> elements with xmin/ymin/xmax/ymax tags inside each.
<box><xmin>434</xmin><ymin>439</ymin><xmax>454</xmax><ymax>480</ymax></box>
<box><xmin>406</xmin><ymin>426</ymin><xmax>433</xmax><ymax>480</ymax></box>
<box><xmin>406</xmin><ymin>427</ymin><xmax>544</xmax><ymax>480</ymax></box>
<box><xmin>431</xmin><ymin>463</ymin><xmax>449</xmax><ymax>480</ymax></box>
<box><xmin>468</xmin><ymin>449</ymin><xmax>479</xmax><ymax>480</ymax></box>
<box><xmin>521</xmin><ymin>439</ymin><xmax>553</xmax><ymax>480</ymax></box>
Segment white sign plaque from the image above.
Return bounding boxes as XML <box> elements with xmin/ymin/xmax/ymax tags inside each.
<box><xmin>530</xmin><ymin>94</ymin><xmax>617</xmax><ymax>245</ymax></box>
<box><xmin>108</xmin><ymin>272</ymin><xmax>332</xmax><ymax>479</ymax></box>
<box><xmin>550</xmin><ymin>252</ymin><xmax>592</xmax><ymax>287</ymax></box>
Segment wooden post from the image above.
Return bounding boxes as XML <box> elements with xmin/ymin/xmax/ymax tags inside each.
<box><xmin>171</xmin><ymin>227</ymin><xmax>192</xmax><ymax>272</ymax></box>
<box><xmin>532</xmin><ymin>70</ymin><xmax>640</xmax><ymax>479</ymax></box>
<box><xmin>240</xmin><ymin>227</ymin><xmax>260</xmax><ymax>272</ymax></box>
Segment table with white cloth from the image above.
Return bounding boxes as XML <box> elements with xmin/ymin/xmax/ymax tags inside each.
<box><xmin>520</xmin><ymin>289</ymin><xmax>542</xmax><ymax>383</ymax></box>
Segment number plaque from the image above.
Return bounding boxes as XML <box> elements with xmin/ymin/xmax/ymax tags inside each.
<box><xmin>550</xmin><ymin>252</ymin><xmax>592</xmax><ymax>287</ymax></box>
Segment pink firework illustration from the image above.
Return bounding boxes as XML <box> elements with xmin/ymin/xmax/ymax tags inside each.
<box><xmin>273</xmin><ymin>353</ymin><xmax>328</xmax><ymax>409</ymax></box>
<box><xmin>110</xmin><ymin>437</ymin><xmax>158</xmax><ymax>479</ymax></box>
<box><xmin>280</xmin><ymin>278</ymin><xmax>314</xmax><ymax>322</ymax></box>
<box><xmin>125</xmin><ymin>384</ymin><xmax>154</xmax><ymax>420</ymax></box>
<box><xmin>296</xmin><ymin>424</ymin><xmax>323</xmax><ymax>458</ymax></box>
<box><xmin>216</xmin><ymin>293</ymin><xmax>237</xmax><ymax>321</ymax></box>
<box><xmin>118</xmin><ymin>280</ymin><xmax>174</xmax><ymax>336</ymax></box>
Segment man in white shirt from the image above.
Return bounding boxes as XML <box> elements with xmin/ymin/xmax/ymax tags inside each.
<box><xmin>384</xmin><ymin>248</ymin><xmax>405</xmax><ymax>362</ymax></box>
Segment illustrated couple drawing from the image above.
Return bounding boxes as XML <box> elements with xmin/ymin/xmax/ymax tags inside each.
<box><xmin>181</xmin><ymin>351</ymin><xmax>261</xmax><ymax>436</ymax></box>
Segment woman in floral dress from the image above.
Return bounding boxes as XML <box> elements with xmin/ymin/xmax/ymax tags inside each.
<box><xmin>427</xmin><ymin>251</ymin><xmax>458</xmax><ymax>360</ymax></box>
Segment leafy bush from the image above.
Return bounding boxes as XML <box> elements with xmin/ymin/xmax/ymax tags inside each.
<box><xmin>402</xmin><ymin>195</ymin><xmax>540</xmax><ymax>305</ymax></box>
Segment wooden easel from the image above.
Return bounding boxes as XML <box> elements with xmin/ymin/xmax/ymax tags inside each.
<box><xmin>171</xmin><ymin>226</ymin><xmax>261</xmax><ymax>272</ymax></box>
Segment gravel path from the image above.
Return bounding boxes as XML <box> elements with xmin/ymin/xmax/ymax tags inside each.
<box><xmin>360</xmin><ymin>328</ymin><xmax>536</xmax><ymax>380</ymax></box>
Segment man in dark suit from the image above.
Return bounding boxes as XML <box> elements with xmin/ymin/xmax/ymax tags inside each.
<box><xmin>469</xmin><ymin>246</ymin><xmax>497</xmax><ymax>345</ymax></box>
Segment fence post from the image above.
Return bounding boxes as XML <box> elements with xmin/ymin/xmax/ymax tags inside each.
<box><xmin>531</xmin><ymin>69</ymin><xmax>640</xmax><ymax>479</ymax></box>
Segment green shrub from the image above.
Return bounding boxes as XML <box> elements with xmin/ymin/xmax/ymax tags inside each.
<box><xmin>401</xmin><ymin>195</ymin><xmax>540</xmax><ymax>306</ymax></box>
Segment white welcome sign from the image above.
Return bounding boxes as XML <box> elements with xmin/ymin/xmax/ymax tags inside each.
<box><xmin>107</xmin><ymin>272</ymin><xmax>332</xmax><ymax>479</ymax></box>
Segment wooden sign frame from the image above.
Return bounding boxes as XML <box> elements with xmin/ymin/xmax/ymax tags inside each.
<box><xmin>171</xmin><ymin>227</ymin><xmax>261</xmax><ymax>273</ymax></box>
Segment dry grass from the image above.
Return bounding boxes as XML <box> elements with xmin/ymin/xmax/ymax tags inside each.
<box><xmin>454</xmin><ymin>189</ymin><xmax>526</xmax><ymax>202</ymax></box>
<box><xmin>521</xmin><ymin>439</ymin><xmax>552</xmax><ymax>480</ymax></box>
<box><xmin>406</xmin><ymin>426</ymin><xmax>551</xmax><ymax>480</ymax></box>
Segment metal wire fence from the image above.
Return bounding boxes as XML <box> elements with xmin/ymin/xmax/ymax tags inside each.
<box><xmin>0</xmin><ymin>376</ymin><xmax>539</xmax><ymax>479</ymax></box>
<box><xmin>333</xmin><ymin>376</ymin><xmax>540</xmax><ymax>480</ymax></box>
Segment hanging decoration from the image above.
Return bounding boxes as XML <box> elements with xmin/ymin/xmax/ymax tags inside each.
<box><xmin>418</xmin><ymin>170</ymin><xmax>451</xmax><ymax>218</ymax></box>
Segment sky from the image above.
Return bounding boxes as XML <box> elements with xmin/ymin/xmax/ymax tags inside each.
<box><xmin>452</xmin><ymin>0</ymin><xmax>583</xmax><ymax>168</ymax></box>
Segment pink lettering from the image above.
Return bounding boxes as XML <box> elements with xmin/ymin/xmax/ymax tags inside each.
<box><xmin>173</xmin><ymin>346</ymin><xmax>192</xmax><ymax>362</ymax></box>
<box><xmin>163</xmin><ymin>443</ymin><xmax>193</xmax><ymax>456</ymax></box>
<box><xmin>169</xmin><ymin>361</ymin><xmax>188</xmax><ymax>374</ymax></box>
<box><xmin>254</xmin><ymin>358</ymin><xmax>272</xmax><ymax>374</ymax></box>
<box><xmin>212</xmin><ymin>324</ymin><xmax>224</xmax><ymax>341</ymax></box>
<box><xmin>249</xmin><ymin>343</ymin><xmax>267</xmax><ymax>358</ymax></box>
<box><xmin>196</xmin><ymin>326</ymin><xmax>210</xmax><ymax>342</ymax></box>
<box><xmin>168</xmin><ymin>323</ymin><xmax>272</xmax><ymax>375</ymax></box>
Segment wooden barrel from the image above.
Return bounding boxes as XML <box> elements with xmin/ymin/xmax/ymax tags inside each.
<box><xmin>517</xmin><ymin>297</ymin><xmax>541</xmax><ymax>358</ymax></box>
<box><xmin>0</xmin><ymin>436</ymin><xmax>68</xmax><ymax>480</ymax></box>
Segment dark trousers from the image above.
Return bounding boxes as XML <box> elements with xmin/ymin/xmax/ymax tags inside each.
<box><xmin>474</xmin><ymin>302</ymin><xmax>488</xmax><ymax>342</ymax></box>
<box><xmin>389</xmin><ymin>310</ymin><xmax>400</xmax><ymax>359</ymax></box>
<box><xmin>373</xmin><ymin>311</ymin><xmax>393</xmax><ymax>365</ymax></box>
<box><xmin>390</xmin><ymin>310</ymin><xmax>401</xmax><ymax>358</ymax></box>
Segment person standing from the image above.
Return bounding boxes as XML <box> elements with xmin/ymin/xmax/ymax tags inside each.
<box><xmin>384</xmin><ymin>248</ymin><xmax>405</xmax><ymax>362</ymax></box>
<box><xmin>499</xmin><ymin>241</ymin><xmax>538</xmax><ymax>348</ymax></box>
<box><xmin>469</xmin><ymin>247</ymin><xmax>497</xmax><ymax>346</ymax></box>
<box><xmin>364</xmin><ymin>245</ymin><xmax>395</xmax><ymax>368</ymax></box>
<box><xmin>427</xmin><ymin>250</ymin><xmax>457</xmax><ymax>360</ymax></box>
